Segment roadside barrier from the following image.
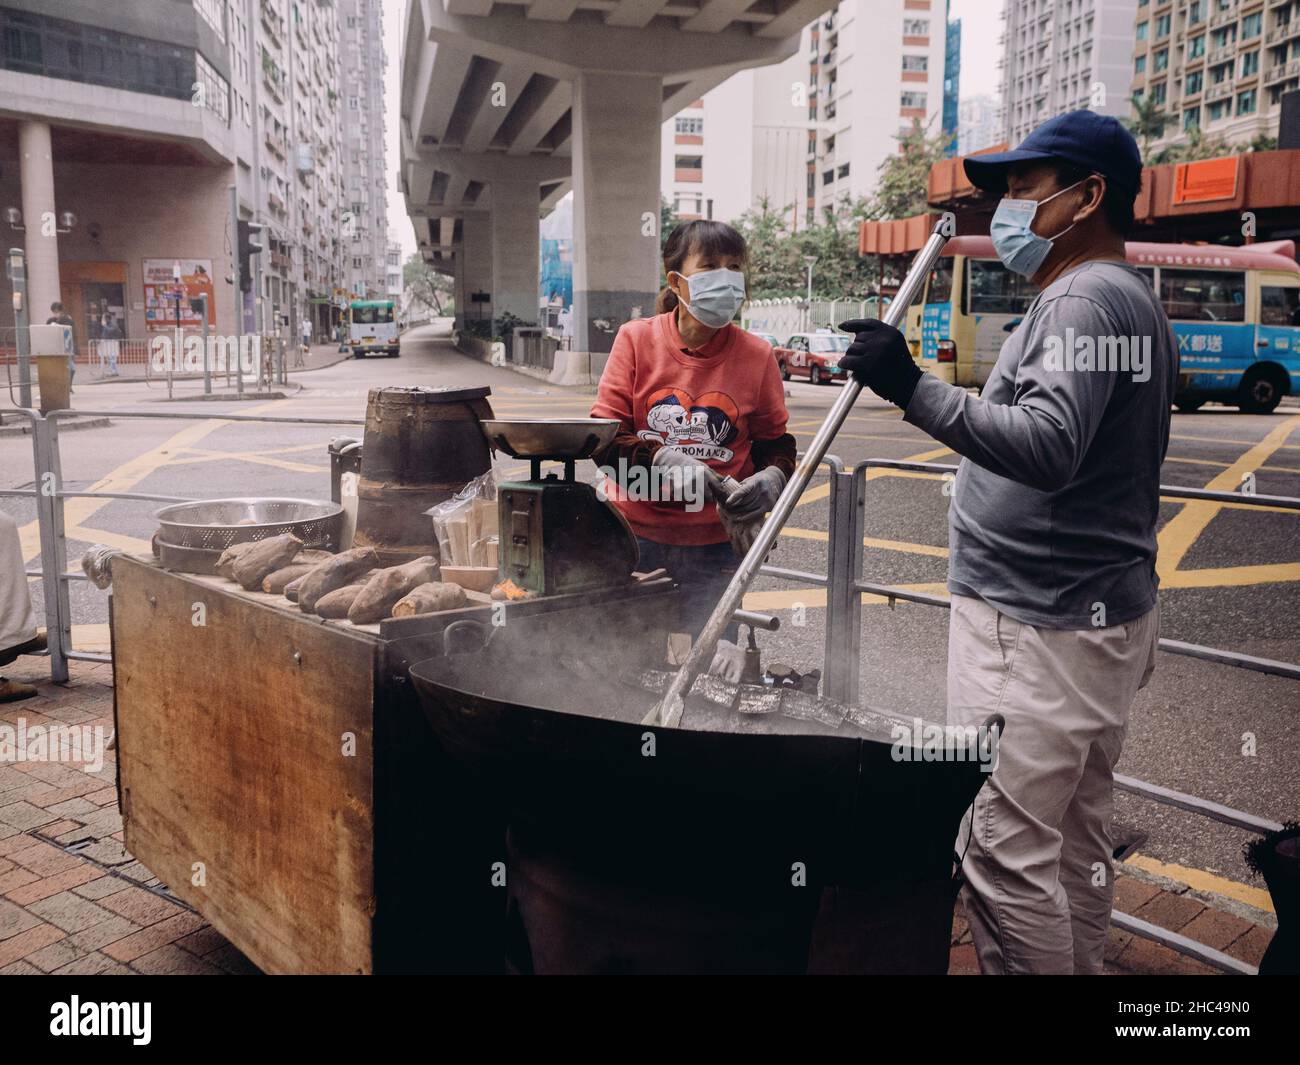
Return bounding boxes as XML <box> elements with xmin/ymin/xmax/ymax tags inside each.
<box><xmin>1</xmin><ymin>410</ymin><xmax>1291</xmax><ymax>973</ymax></box>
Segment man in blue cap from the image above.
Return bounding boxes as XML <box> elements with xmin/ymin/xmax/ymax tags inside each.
<box><xmin>839</xmin><ymin>110</ymin><xmax>1179</xmax><ymax>974</ymax></box>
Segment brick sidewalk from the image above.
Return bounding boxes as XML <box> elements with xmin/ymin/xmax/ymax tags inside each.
<box><xmin>0</xmin><ymin>657</ymin><xmax>1276</xmax><ymax>976</ymax></box>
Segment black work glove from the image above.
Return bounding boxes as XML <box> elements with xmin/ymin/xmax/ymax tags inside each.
<box><xmin>837</xmin><ymin>318</ymin><xmax>923</xmax><ymax>410</ymax></box>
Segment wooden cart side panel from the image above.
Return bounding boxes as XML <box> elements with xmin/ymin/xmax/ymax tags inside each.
<box><xmin>112</xmin><ymin>558</ymin><xmax>377</xmax><ymax>974</ymax></box>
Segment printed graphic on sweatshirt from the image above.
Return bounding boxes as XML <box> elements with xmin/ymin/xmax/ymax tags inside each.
<box><xmin>636</xmin><ymin>387</ymin><xmax>740</xmax><ymax>462</ymax></box>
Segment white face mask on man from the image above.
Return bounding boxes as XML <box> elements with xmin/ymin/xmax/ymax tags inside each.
<box><xmin>672</xmin><ymin>267</ymin><xmax>746</xmax><ymax>329</ymax></box>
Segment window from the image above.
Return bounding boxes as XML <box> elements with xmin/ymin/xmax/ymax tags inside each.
<box><xmin>902</xmin><ymin>54</ymin><xmax>928</xmax><ymax>72</ymax></box>
<box><xmin>1242</xmin><ymin>12</ymin><xmax>1261</xmax><ymax>39</ymax></box>
<box><xmin>822</xmin><ymin>169</ymin><xmax>834</xmax><ymax>185</ymax></box>
<box><xmin>900</xmin><ymin>91</ymin><xmax>927</xmax><ymax>109</ymax></box>
<box><xmin>1184</xmin><ymin>105</ymin><xmax>1200</xmax><ymax>129</ymax></box>
<box><xmin>1135</xmin><ymin>54</ymin><xmax>1146</xmax><ymax>74</ymax></box>
<box><xmin>968</xmin><ymin>259</ymin><xmax>1038</xmax><ymax>315</ymax></box>
<box><xmin>1155</xmin><ymin>13</ymin><xmax>1170</xmax><ymax>37</ymax></box>
<box><xmin>1154</xmin><ymin>48</ymin><xmax>1168</xmax><ymax>72</ymax></box>
<box><xmin>926</xmin><ymin>263</ymin><xmax>953</xmax><ymax>304</ymax></box>
<box><xmin>1188</xmin><ymin>1</ymin><xmax>1203</xmax><ymax>25</ymax></box>
<box><xmin>1153</xmin><ymin>81</ymin><xmax>1167</xmax><ymax>104</ymax></box>
<box><xmin>351</xmin><ymin>303</ymin><xmax>394</xmax><ymax>324</ymax></box>
<box><xmin>1159</xmin><ymin>269</ymin><xmax>1245</xmax><ymax>322</ymax></box>
<box><xmin>675</xmin><ymin>154</ymin><xmax>702</xmax><ymax>170</ymax></box>
<box><xmin>674</xmin><ymin>116</ymin><xmax>703</xmax><ymax>135</ymax></box>
<box><xmin>903</xmin><ymin>18</ymin><xmax>929</xmax><ymax>35</ymax></box>
<box><xmin>1260</xmin><ymin>286</ymin><xmax>1300</xmax><ymax>327</ymax></box>
<box><xmin>1241</xmin><ymin>50</ymin><xmax>1258</xmax><ymax>77</ymax></box>
<box><xmin>1188</xmin><ymin>34</ymin><xmax>1205</xmax><ymax>59</ymax></box>
<box><xmin>837</xmin><ymin>162</ymin><xmax>850</xmax><ymax>179</ymax></box>
<box><xmin>1208</xmin><ymin>98</ymin><xmax>1230</xmax><ymax>120</ymax></box>
<box><xmin>1237</xmin><ymin>88</ymin><xmax>1257</xmax><ymax>114</ymax></box>
<box><xmin>1136</xmin><ymin>21</ymin><xmax>1148</xmax><ymax>41</ymax></box>
<box><xmin>1186</xmin><ymin>70</ymin><xmax>1203</xmax><ymax>94</ymax></box>
<box><xmin>808</xmin><ymin>336</ymin><xmax>851</xmax><ymax>353</ymax></box>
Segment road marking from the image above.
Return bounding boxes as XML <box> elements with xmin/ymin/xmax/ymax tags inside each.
<box><xmin>1163</xmin><ymin>454</ymin><xmax>1300</xmax><ymax>476</ymax></box>
<box><xmin>1157</xmin><ymin>413</ymin><xmax>1300</xmax><ymax>577</ymax></box>
<box><xmin>1172</xmin><ymin>432</ymin><xmax>1300</xmax><ymax>453</ymax></box>
<box><xmin>781</xmin><ymin>526</ymin><xmax>949</xmax><ymax>558</ymax></box>
<box><xmin>166</xmin><ymin>446</ymin><xmax>324</xmax><ymax>474</ymax></box>
<box><xmin>17</xmin><ymin>398</ymin><xmax>290</xmax><ymax>564</ymax></box>
<box><xmin>1123</xmin><ymin>853</ymin><xmax>1274</xmax><ymax>914</ymax></box>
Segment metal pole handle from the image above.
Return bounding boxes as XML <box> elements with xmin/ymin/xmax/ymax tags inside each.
<box><xmin>647</xmin><ymin>219</ymin><xmax>952</xmax><ymax>728</ymax></box>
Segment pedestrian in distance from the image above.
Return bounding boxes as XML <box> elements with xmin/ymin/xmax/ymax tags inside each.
<box><xmin>838</xmin><ymin>110</ymin><xmax>1179</xmax><ymax>975</ymax></box>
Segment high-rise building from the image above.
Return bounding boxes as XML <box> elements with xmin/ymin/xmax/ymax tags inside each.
<box><xmin>340</xmin><ymin>0</ymin><xmax>388</xmax><ymax>300</ymax></box>
<box><xmin>808</xmin><ymin>0</ymin><xmax>951</xmax><ymax>218</ymax></box>
<box><xmin>1129</xmin><ymin>0</ymin><xmax>1298</xmax><ymax>156</ymax></box>
<box><xmin>944</xmin><ymin>15</ymin><xmax>962</xmax><ymax>156</ymax></box>
<box><xmin>998</xmin><ymin>0</ymin><xmax>1140</xmax><ymax>146</ymax></box>
<box><xmin>657</xmin><ymin>0</ymin><xmax>954</xmax><ymax>228</ymax></box>
<box><xmin>959</xmin><ymin>93</ymin><xmax>1002</xmax><ymax>154</ymax></box>
<box><xmin>0</xmin><ymin>1</ymin><xmax>384</xmax><ymax>347</ymax></box>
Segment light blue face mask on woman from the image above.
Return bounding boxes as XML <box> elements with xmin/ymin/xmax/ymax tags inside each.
<box><xmin>674</xmin><ymin>268</ymin><xmax>746</xmax><ymax>329</ymax></box>
<box><xmin>989</xmin><ymin>179</ymin><xmax>1085</xmax><ymax>279</ymax></box>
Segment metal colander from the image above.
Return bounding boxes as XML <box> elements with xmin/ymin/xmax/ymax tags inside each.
<box><xmin>154</xmin><ymin>498</ymin><xmax>345</xmax><ymax>551</ymax></box>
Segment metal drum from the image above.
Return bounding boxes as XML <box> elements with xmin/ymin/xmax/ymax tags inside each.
<box><xmin>352</xmin><ymin>385</ymin><xmax>494</xmax><ymax>564</ymax></box>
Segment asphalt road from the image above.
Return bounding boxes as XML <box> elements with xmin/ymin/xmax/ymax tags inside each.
<box><xmin>2</xmin><ymin>322</ymin><xmax>1297</xmax><ymax>894</ymax></box>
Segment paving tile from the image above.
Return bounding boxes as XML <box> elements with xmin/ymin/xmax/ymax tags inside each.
<box><xmin>50</xmin><ymin>951</ymin><xmax>135</xmax><ymax>976</ymax></box>
<box><xmin>0</xmin><ymin>921</ymin><xmax>66</xmax><ymax>967</ymax></box>
<box><xmin>0</xmin><ymin>866</ymin><xmax>39</xmax><ymax>894</ymax></box>
<box><xmin>102</xmin><ymin>913</ymin><xmax>207</xmax><ymax>963</ymax></box>
<box><xmin>66</xmin><ymin>915</ymin><xmax>142</xmax><ymax>954</ymax></box>
<box><xmin>98</xmin><ymin>885</ymin><xmax>185</xmax><ymax>927</ymax></box>
<box><xmin>7</xmin><ymin>839</ymin><xmax>84</xmax><ymax>877</ymax></box>
<box><xmin>24</xmin><ymin>937</ymin><xmax>89</xmax><ymax>973</ymax></box>
<box><xmin>0</xmin><ymin>958</ymin><xmax>43</xmax><ymax>974</ymax></box>
<box><xmin>0</xmin><ymin>895</ymin><xmax>42</xmax><ymax>941</ymax></box>
<box><xmin>1223</xmin><ymin>925</ymin><xmax>1272</xmax><ymax>967</ymax></box>
<box><xmin>45</xmin><ymin>797</ymin><xmax>98</xmax><ymax>818</ymax></box>
<box><xmin>175</xmin><ymin>925</ymin><xmax>231</xmax><ymax>957</ymax></box>
<box><xmin>0</xmin><ymin>800</ymin><xmax>58</xmax><ymax>832</ymax></box>
<box><xmin>1113</xmin><ymin>874</ymin><xmax>1162</xmax><ymax>914</ymax></box>
<box><xmin>73</xmin><ymin>875</ymin><xmax>131</xmax><ymax>902</ymax></box>
<box><xmin>4</xmin><ymin>862</ymin><xmax>99</xmax><ymax>906</ymax></box>
<box><xmin>947</xmin><ymin>943</ymin><xmax>980</xmax><ymax>975</ymax></box>
<box><xmin>129</xmin><ymin>944</ymin><xmax>223</xmax><ymax>976</ymax></box>
<box><xmin>28</xmin><ymin>890</ymin><xmax>113</xmax><ymax>934</ymax></box>
<box><xmin>1115</xmin><ymin>935</ymin><xmax>1218</xmax><ymax>976</ymax></box>
<box><xmin>1132</xmin><ymin>889</ymin><xmax>1206</xmax><ymax>934</ymax></box>
<box><xmin>1179</xmin><ymin>907</ymin><xmax>1258</xmax><ymax>953</ymax></box>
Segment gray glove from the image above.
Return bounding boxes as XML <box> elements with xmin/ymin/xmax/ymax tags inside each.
<box><xmin>652</xmin><ymin>446</ymin><xmax>722</xmax><ymax>503</ymax></box>
<box><xmin>717</xmin><ymin>505</ymin><xmax>760</xmax><ymax>557</ymax></box>
<box><xmin>708</xmin><ymin>639</ymin><xmax>746</xmax><ymax>683</ymax></box>
<box><xmin>721</xmin><ymin>466</ymin><xmax>786</xmax><ymax>522</ymax></box>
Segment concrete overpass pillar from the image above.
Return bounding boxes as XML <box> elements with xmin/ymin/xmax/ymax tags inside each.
<box><xmin>571</xmin><ymin>72</ymin><xmax>662</xmax><ymax>354</ymax></box>
<box><xmin>460</xmin><ymin>212</ymin><xmax>494</xmax><ymax>332</ymax></box>
<box><xmin>452</xmin><ymin>251</ymin><xmax>466</xmax><ymax>331</ymax></box>
<box><xmin>19</xmin><ymin>121</ymin><xmax>62</xmax><ymax>323</ymax></box>
<box><xmin>490</xmin><ymin>180</ymin><xmax>540</xmax><ymax>326</ymax></box>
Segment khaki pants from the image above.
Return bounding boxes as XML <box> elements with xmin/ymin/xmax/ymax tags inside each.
<box><xmin>948</xmin><ymin>594</ymin><xmax>1159</xmax><ymax>975</ymax></box>
<box><xmin>1</xmin><ymin>510</ymin><xmax>39</xmax><ymax>653</ymax></box>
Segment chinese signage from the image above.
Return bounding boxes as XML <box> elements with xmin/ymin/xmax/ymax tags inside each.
<box><xmin>1172</xmin><ymin>157</ymin><xmax>1239</xmax><ymax>206</ymax></box>
<box><xmin>143</xmin><ymin>259</ymin><xmax>216</xmax><ymax>331</ymax></box>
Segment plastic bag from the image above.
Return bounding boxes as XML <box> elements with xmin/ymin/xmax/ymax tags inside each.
<box><xmin>426</xmin><ymin>470</ymin><xmax>499</xmax><ymax>567</ymax></box>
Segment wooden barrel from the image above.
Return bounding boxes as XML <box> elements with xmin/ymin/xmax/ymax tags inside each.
<box><xmin>353</xmin><ymin>385</ymin><xmax>493</xmax><ymax>564</ymax></box>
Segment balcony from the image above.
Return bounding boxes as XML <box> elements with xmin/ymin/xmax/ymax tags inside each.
<box><xmin>1207</xmin><ymin>46</ymin><xmax>1236</xmax><ymax>65</ymax></box>
<box><xmin>1211</xmin><ymin>5</ymin><xmax>1239</xmax><ymax>29</ymax></box>
<box><xmin>1265</xmin><ymin>56</ymin><xmax>1300</xmax><ymax>82</ymax></box>
<box><xmin>1206</xmin><ymin>78</ymin><xmax>1236</xmax><ymax>99</ymax></box>
<box><xmin>1266</xmin><ymin>22</ymin><xmax>1299</xmax><ymax>44</ymax></box>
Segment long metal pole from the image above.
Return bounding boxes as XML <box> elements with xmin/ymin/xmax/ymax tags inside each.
<box><xmin>649</xmin><ymin>220</ymin><xmax>951</xmax><ymax>728</ymax></box>
<box><xmin>230</xmin><ymin>185</ymin><xmax>244</xmax><ymax>397</ymax></box>
<box><xmin>201</xmin><ymin>293</ymin><xmax>211</xmax><ymax>395</ymax></box>
<box><xmin>9</xmin><ymin>248</ymin><xmax>32</xmax><ymax>408</ymax></box>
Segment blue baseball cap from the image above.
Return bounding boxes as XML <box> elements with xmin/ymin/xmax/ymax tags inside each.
<box><xmin>963</xmin><ymin>109</ymin><xmax>1143</xmax><ymax>199</ymax></box>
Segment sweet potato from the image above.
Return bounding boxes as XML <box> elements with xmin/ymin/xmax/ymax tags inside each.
<box><xmin>297</xmin><ymin>547</ymin><xmax>379</xmax><ymax>613</ymax></box>
<box><xmin>214</xmin><ymin>540</ymin><xmax>259</xmax><ymax>582</ymax></box>
<box><xmin>390</xmin><ymin>581</ymin><xmax>468</xmax><ymax>618</ymax></box>
<box><xmin>314</xmin><ymin>583</ymin><xmax>368</xmax><ymax>619</ymax></box>
<box><xmin>261</xmin><ymin>551</ymin><xmax>333</xmax><ymax>594</ymax></box>
<box><xmin>347</xmin><ymin>556</ymin><xmax>438</xmax><ymax>624</ymax></box>
<box><xmin>232</xmin><ymin>533</ymin><xmax>303</xmax><ymax>590</ymax></box>
<box><xmin>283</xmin><ymin>574</ymin><xmax>306</xmax><ymax>602</ymax></box>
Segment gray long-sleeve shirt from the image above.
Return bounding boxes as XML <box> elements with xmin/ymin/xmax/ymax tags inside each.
<box><xmin>904</xmin><ymin>258</ymin><xmax>1178</xmax><ymax>630</ymax></box>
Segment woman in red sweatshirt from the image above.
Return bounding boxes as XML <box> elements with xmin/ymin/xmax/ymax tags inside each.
<box><xmin>591</xmin><ymin>220</ymin><xmax>796</xmax><ymax>642</ymax></box>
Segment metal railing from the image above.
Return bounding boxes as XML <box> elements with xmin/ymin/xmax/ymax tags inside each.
<box><xmin>3</xmin><ymin>411</ymin><xmax>1292</xmax><ymax>972</ymax></box>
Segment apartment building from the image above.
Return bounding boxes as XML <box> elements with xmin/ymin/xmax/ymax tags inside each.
<box><xmin>659</xmin><ymin>0</ymin><xmax>957</xmax><ymax>228</ymax></box>
<box><xmin>1130</xmin><ymin>0</ymin><xmax>1300</xmax><ymax>153</ymax></box>
<box><xmin>999</xmin><ymin>0</ymin><xmax>1140</xmax><ymax>145</ymax></box>
<box><xmin>959</xmin><ymin>93</ymin><xmax>1002</xmax><ymax>154</ymax></box>
<box><xmin>340</xmin><ymin>0</ymin><xmax>388</xmax><ymax>300</ymax></box>
<box><xmin>806</xmin><ymin>0</ymin><xmax>953</xmax><ymax>220</ymax></box>
<box><xmin>0</xmin><ymin>0</ymin><xmax>380</xmax><ymax>347</ymax></box>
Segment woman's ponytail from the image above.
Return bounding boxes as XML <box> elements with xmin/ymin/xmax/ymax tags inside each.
<box><xmin>655</xmin><ymin>285</ymin><xmax>679</xmax><ymax>315</ymax></box>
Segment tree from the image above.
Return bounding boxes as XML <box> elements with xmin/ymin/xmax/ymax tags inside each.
<box><xmin>1124</xmin><ymin>93</ymin><xmax>1173</xmax><ymax>164</ymax></box>
<box><xmin>731</xmin><ymin>196</ymin><xmax>880</xmax><ymax>300</ymax></box>
<box><xmin>403</xmin><ymin>253</ymin><xmax>454</xmax><ymax>316</ymax></box>
<box><xmin>1152</xmin><ymin>125</ymin><xmax>1232</xmax><ymax>164</ymax></box>
<box><xmin>865</xmin><ymin>119</ymin><xmax>954</xmax><ymax>221</ymax></box>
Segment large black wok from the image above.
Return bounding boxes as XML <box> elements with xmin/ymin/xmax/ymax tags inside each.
<box><xmin>409</xmin><ymin>610</ymin><xmax>997</xmax><ymax>974</ymax></box>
